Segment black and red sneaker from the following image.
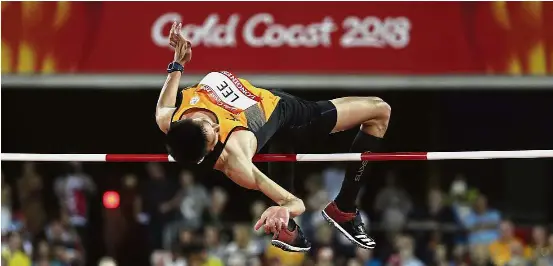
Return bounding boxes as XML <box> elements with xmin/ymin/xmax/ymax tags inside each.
<box><xmin>321</xmin><ymin>202</ymin><xmax>375</xmax><ymax>249</ymax></box>
<box><xmin>271</xmin><ymin>219</ymin><xmax>311</xmax><ymax>252</ymax></box>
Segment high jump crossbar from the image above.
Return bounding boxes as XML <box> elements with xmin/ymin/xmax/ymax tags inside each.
<box><xmin>1</xmin><ymin>150</ymin><xmax>553</xmax><ymax>162</ymax></box>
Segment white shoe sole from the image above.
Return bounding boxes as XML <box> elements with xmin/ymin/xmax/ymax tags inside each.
<box><xmin>321</xmin><ymin>209</ymin><xmax>376</xmax><ymax>249</ymax></box>
<box><xmin>271</xmin><ymin>240</ymin><xmax>311</xmax><ymax>252</ymax></box>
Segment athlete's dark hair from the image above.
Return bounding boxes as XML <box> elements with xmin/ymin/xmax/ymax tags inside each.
<box><xmin>166</xmin><ymin>119</ymin><xmax>208</xmax><ymax>164</ymax></box>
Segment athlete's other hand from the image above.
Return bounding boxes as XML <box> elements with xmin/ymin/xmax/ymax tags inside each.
<box><xmin>254</xmin><ymin>206</ymin><xmax>290</xmax><ymax>234</ymax></box>
<box><xmin>169</xmin><ymin>21</ymin><xmax>192</xmax><ymax>65</ymax></box>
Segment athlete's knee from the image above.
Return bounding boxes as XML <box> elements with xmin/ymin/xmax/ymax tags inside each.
<box><xmin>362</xmin><ymin>97</ymin><xmax>391</xmax><ymax>137</ymax></box>
<box><xmin>372</xmin><ymin>97</ymin><xmax>391</xmax><ymax>121</ymax></box>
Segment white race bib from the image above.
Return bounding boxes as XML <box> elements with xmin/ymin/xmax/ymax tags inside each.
<box><xmin>199</xmin><ymin>71</ymin><xmax>259</xmax><ymax>114</ymax></box>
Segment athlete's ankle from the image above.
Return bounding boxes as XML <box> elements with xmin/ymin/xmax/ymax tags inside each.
<box><xmin>325</xmin><ymin>202</ymin><xmax>356</xmax><ymax>222</ymax></box>
<box><xmin>333</xmin><ymin>196</ymin><xmax>357</xmax><ymax>213</ymax></box>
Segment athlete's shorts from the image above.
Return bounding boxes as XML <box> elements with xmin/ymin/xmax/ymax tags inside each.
<box><xmin>254</xmin><ymin>90</ymin><xmax>338</xmax><ymax>151</ymax></box>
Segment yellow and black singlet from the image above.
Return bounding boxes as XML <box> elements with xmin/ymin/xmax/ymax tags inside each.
<box><xmin>171</xmin><ymin>71</ymin><xmax>282</xmax><ymax>165</ymax></box>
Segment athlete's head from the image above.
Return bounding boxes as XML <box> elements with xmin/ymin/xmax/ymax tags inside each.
<box><xmin>166</xmin><ymin>117</ymin><xmax>219</xmax><ymax>164</ymax></box>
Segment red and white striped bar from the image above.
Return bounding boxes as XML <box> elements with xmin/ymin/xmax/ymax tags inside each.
<box><xmin>1</xmin><ymin>150</ymin><xmax>553</xmax><ymax>162</ymax></box>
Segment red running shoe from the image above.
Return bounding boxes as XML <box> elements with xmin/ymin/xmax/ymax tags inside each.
<box><xmin>271</xmin><ymin>219</ymin><xmax>311</xmax><ymax>252</ymax></box>
<box><xmin>322</xmin><ymin>201</ymin><xmax>375</xmax><ymax>249</ymax></box>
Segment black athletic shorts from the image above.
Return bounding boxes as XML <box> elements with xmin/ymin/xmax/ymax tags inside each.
<box><xmin>254</xmin><ymin>90</ymin><xmax>338</xmax><ymax>151</ymax></box>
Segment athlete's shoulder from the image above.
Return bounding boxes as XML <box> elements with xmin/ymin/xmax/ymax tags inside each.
<box><xmin>224</xmin><ymin>130</ymin><xmax>257</xmax><ymax>156</ymax></box>
<box><xmin>214</xmin><ymin>130</ymin><xmax>256</xmax><ymax>171</ymax></box>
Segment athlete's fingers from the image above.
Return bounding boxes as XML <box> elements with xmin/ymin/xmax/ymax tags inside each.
<box><xmin>254</xmin><ymin>211</ymin><xmax>269</xmax><ymax>230</ymax></box>
<box><xmin>254</xmin><ymin>217</ymin><xmax>266</xmax><ymax>231</ymax></box>
<box><xmin>274</xmin><ymin>219</ymin><xmax>284</xmax><ymax>233</ymax></box>
<box><xmin>268</xmin><ymin>218</ymin><xmax>278</xmax><ymax>234</ymax></box>
<box><xmin>281</xmin><ymin>218</ymin><xmax>288</xmax><ymax>230</ymax></box>
<box><xmin>176</xmin><ymin>23</ymin><xmax>182</xmax><ymax>37</ymax></box>
<box><xmin>170</xmin><ymin>35</ymin><xmax>180</xmax><ymax>45</ymax></box>
<box><xmin>264</xmin><ymin>222</ymin><xmax>272</xmax><ymax>234</ymax></box>
<box><xmin>169</xmin><ymin>21</ymin><xmax>176</xmax><ymax>36</ymax></box>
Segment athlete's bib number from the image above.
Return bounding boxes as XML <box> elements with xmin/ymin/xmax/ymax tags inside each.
<box><xmin>199</xmin><ymin>71</ymin><xmax>260</xmax><ymax>114</ymax></box>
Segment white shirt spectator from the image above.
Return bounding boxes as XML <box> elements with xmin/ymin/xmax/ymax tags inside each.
<box><xmin>54</xmin><ymin>169</ymin><xmax>95</xmax><ymax>226</ymax></box>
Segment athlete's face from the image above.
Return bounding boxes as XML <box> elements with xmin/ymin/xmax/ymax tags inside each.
<box><xmin>192</xmin><ymin>117</ymin><xmax>220</xmax><ymax>152</ymax></box>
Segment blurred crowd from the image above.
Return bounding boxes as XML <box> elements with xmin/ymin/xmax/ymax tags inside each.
<box><xmin>2</xmin><ymin>162</ymin><xmax>553</xmax><ymax>266</ymax></box>
<box><xmin>2</xmin><ymin>162</ymin><xmax>94</xmax><ymax>266</ymax></box>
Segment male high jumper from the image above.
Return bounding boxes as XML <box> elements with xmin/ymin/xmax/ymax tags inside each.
<box><xmin>156</xmin><ymin>22</ymin><xmax>390</xmax><ymax>252</ymax></box>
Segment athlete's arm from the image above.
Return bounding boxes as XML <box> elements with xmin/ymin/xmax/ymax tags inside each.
<box><xmin>216</xmin><ymin>131</ymin><xmax>305</xmax><ymax>217</ymax></box>
<box><xmin>156</xmin><ymin>72</ymin><xmax>181</xmax><ymax>133</ymax></box>
<box><xmin>156</xmin><ymin>22</ymin><xmax>192</xmax><ymax>133</ymax></box>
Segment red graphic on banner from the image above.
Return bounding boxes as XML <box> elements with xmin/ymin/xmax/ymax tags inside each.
<box><xmin>2</xmin><ymin>2</ymin><xmax>552</xmax><ymax>75</ymax></box>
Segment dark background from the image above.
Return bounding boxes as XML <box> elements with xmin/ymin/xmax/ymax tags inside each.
<box><xmin>2</xmin><ymin>87</ymin><xmax>553</xmax><ymax>262</ymax></box>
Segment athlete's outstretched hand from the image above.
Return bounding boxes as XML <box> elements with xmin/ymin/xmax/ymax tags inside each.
<box><xmin>169</xmin><ymin>21</ymin><xmax>192</xmax><ymax>65</ymax></box>
<box><xmin>254</xmin><ymin>206</ymin><xmax>290</xmax><ymax>234</ymax></box>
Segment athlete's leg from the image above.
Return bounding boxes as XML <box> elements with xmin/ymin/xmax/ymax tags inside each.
<box><xmin>322</xmin><ymin>96</ymin><xmax>391</xmax><ymax>249</ymax></box>
<box><xmin>330</xmin><ymin>96</ymin><xmax>391</xmax><ymax>136</ymax></box>
<box><xmin>330</xmin><ymin>97</ymin><xmax>390</xmax><ymax>210</ymax></box>
<box><xmin>268</xmin><ymin>135</ymin><xmax>311</xmax><ymax>252</ymax></box>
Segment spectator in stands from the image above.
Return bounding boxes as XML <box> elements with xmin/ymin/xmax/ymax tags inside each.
<box><xmin>173</xmin><ymin>170</ymin><xmax>210</xmax><ymax>228</ymax></box>
<box><xmin>430</xmin><ymin>244</ymin><xmax>448</xmax><ymax>266</ymax></box>
<box><xmin>529</xmin><ymin>225</ymin><xmax>548</xmax><ymax>262</ymax></box>
<box><xmin>18</xmin><ymin>162</ymin><xmax>46</xmax><ymax>236</ymax></box>
<box><xmin>547</xmin><ymin>233</ymin><xmax>553</xmax><ymax>255</ymax></box>
<box><xmin>249</xmin><ymin>200</ymin><xmax>268</xmax><ymax>238</ymax></box>
<box><xmin>374</xmin><ymin>171</ymin><xmax>412</xmax><ymax>234</ymax></box>
<box><xmin>315</xmin><ymin>247</ymin><xmax>334</xmax><ymax>266</ymax></box>
<box><xmin>185</xmin><ymin>242</ymin><xmax>224</xmax><ymax>266</ymax></box>
<box><xmin>461</xmin><ymin>195</ymin><xmax>500</xmax><ymax>245</ymax></box>
<box><xmin>347</xmin><ymin>258</ymin><xmax>362</xmax><ymax>266</ymax></box>
<box><xmin>169</xmin><ymin>243</ymin><xmax>187</xmax><ymax>266</ymax></box>
<box><xmin>1</xmin><ymin>171</ymin><xmax>12</xmax><ymax>233</ymax></box>
<box><xmin>504</xmin><ymin>241</ymin><xmax>530</xmax><ymax>266</ymax></box>
<box><xmin>322</xmin><ymin>164</ymin><xmax>345</xmax><ymax>202</ymax></box>
<box><xmin>300</xmin><ymin>173</ymin><xmax>331</xmax><ymax>241</ymax></box>
<box><xmin>45</xmin><ymin>219</ymin><xmax>79</xmax><ymax>248</ymax></box>
<box><xmin>1</xmin><ymin>231</ymin><xmax>31</xmax><ymax>266</ymax></box>
<box><xmin>120</xmin><ymin>173</ymin><xmax>143</xmax><ymax>224</ymax></box>
<box><xmin>421</xmin><ymin>230</ymin><xmax>446</xmax><ymax>264</ymax></box>
<box><xmin>469</xmin><ymin>244</ymin><xmax>493</xmax><ymax>266</ymax></box>
<box><xmin>423</xmin><ymin>188</ymin><xmax>454</xmax><ymax>223</ymax></box>
<box><xmin>390</xmin><ymin>235</ymin><xmax>424</xmax><ymax>266</ymax></box>
<box><xmin>163</xmin><ymin>170</ymin><xmax>210</xmax><ymax>248</ymax></box>
<box><xmin>536</xmin><ymin>234</ymin><xmax>553</xmax><ymax>265</ymax></box>
<box><xmin>177</xmin><ymin>226</ymin><xmax>194</xmax><ymax>249</ymax></box>
<box><xmin>449</xmin><ymin>174</ymin><xmax>479</xmax><ymax>225</ymax></box>
<box><xmin>305</xmin><ymin>173</ymin><xmax>329</xmax><ymax>212</ymax></box>
<box><xmin>142</xmin><ymin>162</ymin><xmax>176</xmax><ymax>250</ymax></box>
<box><xmin>204</xmin><ymin>226</ymin><xmax>226</xmax><ymax>260</ymax></box>
<box><xmin>33</xmin><ymin>240</ymin><xmax>62</xmax><ymax>266</ymax></box>
<box><xmin>98</xmin><ymin>257</ymin><xmax>117</xmax><ymax>266</ymax></box>
<box><xmin>488</xmin><ymin>220</ymin><xmax>531</xmax><ymax>266</ymax></box>
<box><xmin>264</xmin><ymin>244</ymin><xmax>305</xmax><ymax>266</ymax></box>
<box><xmin>116</xmin><ymin>173</ymin><xmax>149</xmax><ymax>265</ymax></box>
<box><xmin>223</xmin><ymin>224</ymin><xmax>263</xmax><ymax>266</ymax></box>
<box><xmin>202</xmin><ymin>187</ymin><xmax>228</xmax><ymax>228</ymax></box>
<box><xmin>450</xmin><ymin>244</ymin><xmax>469</xmax><ymax>266</ymax></box>
<box><xmin>313</xmin><ymin>223</ymin><xmax>334</xmax><ymax>253</ymax></box>
<box><xmin>353</xmin><ymin>247</ymin><xmax>382</xmax><ymax>266</ymax></box>
<box><xmin>54</xmin><ymin>162</ymin><xmax>95</xmax><ymax>247</ymax></box>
